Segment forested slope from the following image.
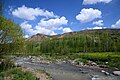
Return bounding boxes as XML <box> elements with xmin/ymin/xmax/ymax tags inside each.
<box><xmin>26</xmin><ymin>29</ymin><xmax>120</xmax><ymax>53</ymax></box>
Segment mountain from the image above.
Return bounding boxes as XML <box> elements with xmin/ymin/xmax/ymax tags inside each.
<box><xmin>26</xmin><ymin>33</ymin><xmax>49</xmax><ymax>42</ymax></box>
<box><xmin>27</xmin><ymin>28</ymin><xmax>120</xmax><ymax>42</ymax></box>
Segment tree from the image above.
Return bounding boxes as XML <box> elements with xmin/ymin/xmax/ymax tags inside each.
<box><xmin>0</xmin><ymin>16</ymin><xmax>24</xmax><ymax>54</ymax></box>
<box><xmin>0</xmin><ymin>0</ymin><xmax>2</xmax><ymax>16</ymax></box>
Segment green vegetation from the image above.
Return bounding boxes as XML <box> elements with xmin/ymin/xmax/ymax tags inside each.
<box><xmin>0</xmin><ymin>0</ymin><xmax>2</xmax><ymax>16</ymax></box>
<box><xmin>30</xmin><ymin>52</ymin><xmax>120</xmax><ymax>68</ymax></box>
<box><xmin>25</xmin><ymin>29</ymin><xmax>120</xmax><ymax>54</ymax></box>
<box><xmin>0</xmin><ymin>0</ymin><xmax>24</xmax><ymax>54</ymax></box>
<box><xmin>37</xmin><ymin>69</ymin><xmax>52</xmax><ymax>80</ymax></box>
<box><xmin>0</xmin><ymin>68</ymin><xmax>36</xmax><ymax>80</ymax></box>
<box><xmin>0</xmin><ymin>16</ymin><xmax>24</xmax><ymax>54</ymax></box>
<box><xmin>78</xmin><ymin>52</ymin><xmax>120</xmax><ymax>68</ymax></box>
<box><xmin>0</xmin><ymin>1</ymin><xmax>120</xmax><ymax>79</ymax></box>
<box><xmin>0</xmin><ymin>56</ymin><xmax>15</xmax><ymax>72</ymax></box>
<box><xmin>0</xmin><ymin>1</ymin><xmax>35</xmax><ymax>80</ymax></box>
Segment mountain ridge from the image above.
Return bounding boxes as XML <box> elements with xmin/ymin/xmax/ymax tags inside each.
<box><xmin>27</xmin><ymin>28</ymin><xmax>120</xmax><ymax>42</ymax></box>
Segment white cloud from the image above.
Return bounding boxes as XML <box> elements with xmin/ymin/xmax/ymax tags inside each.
<box><xmin>20</xmin><ymin>21</ymin><xmax>57</xmax><ymax>35</ymax></box>
<box><xmin>12</xmin><ymin>5</ymin><xmax>58</xmax><ymax>20</ymax></box>
<box><xmin>24</xmin><ymin>35</ymin><xmax>29</xmax><ymax>38</ymax></box>
<box><xmin>38</xmin><ymin>16</ymin><xmax>68</xmax><ymax>30</ymax></box>
<box><xmin>35</xmin><ymin>26</ymin><xmax>57</xmax><ymax>35</ymax></box>
<box><xmin>112</xmin><ymin>19</ymin><xmax>120</xmax><ymax>28</ymax></box>
<box><xmin>58</xmin><ymin>27</ymin><xmax>63</xmax><ymax>30</ymax></box>
<box><xmin>20</xmin><ymin>16</ymin><xmax>69</xmax><ymax>36</ymax></box>
<box><xmin>83</xmin><ymin>0</ymin><xmax>112</xmax><ymax>5</ymax></box>
<box><xmin>63</xmin><ymin>28</ymin><xmax>72</xmax><ymax>33</ymax></box>
<box><xmin>93</xmin><ymin>20</ymin><xmax>104</xmax><ymax>26</ymax></box>
<box><xmin>13</xmin><ymin>5</ymin><xmax>71</xmax><ymax>35</ymax></box>
<box><xmin>20</xmin><ymin>21</ymin><xmax>35</xmax><ymax>35</ymax></box>
<box><xmin>87</xmin><ymin>26</ymin><xmax>106</xmax><ymax>30</ymax></box>
<box><xmin>76</xmin><ymin>8</ymin><xmax>102</xmax><ymax>23</ymax></box>
<box><xmin>91</xmin><ymin>26</ymin><xmax>103</xmax><ymax>29</ymax></box>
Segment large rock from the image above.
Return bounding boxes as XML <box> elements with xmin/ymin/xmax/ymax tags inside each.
<box><xmin>113</xmin><ymin>71</ymin><xmax>120</xmax><ymax>76</ymax></box>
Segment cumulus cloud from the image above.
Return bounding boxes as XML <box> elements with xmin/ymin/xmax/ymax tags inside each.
<box><xmin>63</xmin><ymin>28</ymin><xmax>72</xmax><ymax>33</ymax></box>
<box><xmin>20</xmin><ymin>21</ymin><xmax>35</xmax><ymax>35</ymax></box>
<box><xmin>87</xmin><ymin>26</ymin><xmax>106</xmax><ymax>30</ymax></box>
<box><xmin>20</xmin><ymin>21</ymin><xmax>57</xmax><ymax>35</ymax></box>
<box><xmin>35</xmin><ymin>26</ymin><xmax>57</xmax><ymax>35</ymax></box>
<box><xmin>93</xmin><ymin>20</ymin><xmax>104</xmax><ymax>26</ymax></box>
<box><xmin>112</xmin><ymin>19</ymin><xmax>120</xmax><ymax>28</ymax></box>
<box><xmin>12</xmin><ymin>5</ymin><xmax>71</xmax><ymax>36</ymax></box>
<box><xmin>76</xmin><ymin>8</ymin><xmax>102</xmax><ymax>23</ymax></box>
<box><xmin>20</xmin><ymin>16</ymin><xmax>69</xmax><ymax>36</ymax></box>
<box><xmin>83</xmin><ymin>0</ymin><xmax>112</xmax><ymax>5</ymax></box>
<box><xmin>38</xmin><ymin>16</ymin><xmax>68</xmax><ymax>30</ymax></box>
<box><xmin>12</xmin><ymin>5</ymin><xmax>58</xmax><ymax>20</ymax></box>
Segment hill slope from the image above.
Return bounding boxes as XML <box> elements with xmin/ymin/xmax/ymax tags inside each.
<box><xmin>26</xmin><ymin>29</ymin><xmax>120</xmax><ymax>53</ymax></box>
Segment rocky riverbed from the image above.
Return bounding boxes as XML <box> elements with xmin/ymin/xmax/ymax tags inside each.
<box><xmin>11</xmin><ymin>56</ymin><xmax>120</xmax><ymax>80</ymax></box>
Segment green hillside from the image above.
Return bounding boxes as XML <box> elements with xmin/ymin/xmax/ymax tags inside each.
<box><xmin>26</xmin><ymin>29</ymin><xmax>120</xmax><ymax>53</ymax></box>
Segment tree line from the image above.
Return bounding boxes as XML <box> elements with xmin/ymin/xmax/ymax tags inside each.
<box><xmin>25</xmin><ymin>29</ymin><xmax>120</xmax><ymax>54</ymax></box>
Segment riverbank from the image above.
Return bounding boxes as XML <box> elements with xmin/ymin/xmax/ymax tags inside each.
<box><xmin>9</xmin><ymin>52</ymin><xmax>120</xmax><ymax>69</ymax></box>
<box><xmin>11</xmin><ymin>55</ymin><xmax>120</xmax><ymax>80</ymax></box>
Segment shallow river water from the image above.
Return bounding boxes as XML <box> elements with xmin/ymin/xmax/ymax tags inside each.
<box><xmin>13</xmin><ymin>57</ymin><xmax>120</xmax><ymax>80</ymax></box>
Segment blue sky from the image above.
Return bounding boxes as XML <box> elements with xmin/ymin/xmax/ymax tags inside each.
<box><xmin>3</xmin><ymin>0</ymin><xmax>120</xmax><ymax>37</ymax></box>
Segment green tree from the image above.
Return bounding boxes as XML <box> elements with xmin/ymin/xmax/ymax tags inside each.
<box><xmin>0</xmin><ymin>16</ymin><xmax>24</xmax><ymax>54</ymax></box>
<box><xmin>0</xmin><ymin>0</ymin><xmax>2</xmax><ymax>16</ymax></box>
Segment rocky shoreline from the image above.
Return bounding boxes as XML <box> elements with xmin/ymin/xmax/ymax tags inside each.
<box><xmin>11</xmin><ymin>56</ymin><xmax>120</xmax><ymax>80</ymax></box>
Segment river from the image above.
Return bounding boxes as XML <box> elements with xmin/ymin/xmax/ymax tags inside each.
<box><xmin>12</xmin><ymin>57</ymin><xmax>120</xmax><ymax>80</ymax></box>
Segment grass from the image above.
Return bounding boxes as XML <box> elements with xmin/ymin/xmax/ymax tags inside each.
<box><xmin>77</xmin><ymin>52</ymin><xmax>120</xmax><ymax>68</ymax></box>
<box><xmin>0</xmin><ymin>68</ymin><xmax>36</xmax><ymax>80</ymax></box>
<box><xmin>37</xmin><ymin>69</ymin><xmax>52</xmax><ymax>80</ymax></box>
<box><xmin>0</xmin><ymin>57</ymin><xmax>15</xmax><ymax>72</ymax></box>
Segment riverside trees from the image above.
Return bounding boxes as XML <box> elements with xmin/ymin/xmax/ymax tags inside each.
<box><xmin>0</xmin><ymin>16</ymin><xmax>24</xmax><ymax>54</ymax></box>
<box><xmin>0</xmin><ymin>0</ymin><xmax>24</xmax><ymax>54</ymax></box>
